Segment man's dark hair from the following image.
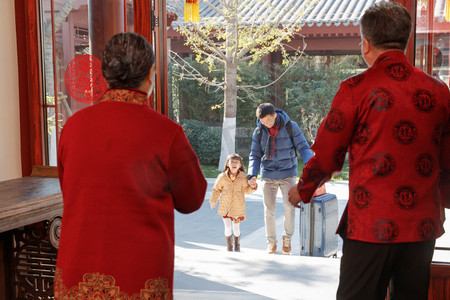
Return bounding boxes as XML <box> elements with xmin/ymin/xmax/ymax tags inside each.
<box><xmin>102</xmin><ymin>32</ymin><xmax>155</xmax><ymax>89</ymax></box>
<box><xmin>360</xmin><ymin>1</ymin><xmax>412</xmax><ymax>51</ymax></box>
<box><xmin>256</xmin><ymin>103</ymin><xmax>276</xmax><ymax>119</ymax></box>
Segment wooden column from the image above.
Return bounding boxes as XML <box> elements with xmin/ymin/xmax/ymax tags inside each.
<box><xmin>154</xmin><ymin>0</ymin><xmax>169</xmax><ymax>115</ymax></box>
<box><xmin>89</xmin><ymin>0</ymin><xmax>125</xmax><ymax>60</ymax></box>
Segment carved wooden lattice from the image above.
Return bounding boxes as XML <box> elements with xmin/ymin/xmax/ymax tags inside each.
<box><xmin>10</xmin><ymin>221</ymin><xmax>59</xmax><ymax>299</ymax></box>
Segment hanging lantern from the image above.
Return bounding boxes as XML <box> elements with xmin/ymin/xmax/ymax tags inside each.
<box><xmin>184</xmin><ymin>0</ymin><xmax>200</xmax><ymax>23</ymax></box>
<box><xmin>445</xmin><ymin>0</ymin><xmax>450</xmax><ymax>22</ymax></box>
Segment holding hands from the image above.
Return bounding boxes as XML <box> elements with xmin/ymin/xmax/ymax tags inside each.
<box><xmin>249</xmin><ymin>176</ymin><xmax>258</xmax><ymax>190</ymax></box>
<box><xmin>249</xmin><ymin>177</ymin><xmax>258</xmax><ymax>189</ymax></box>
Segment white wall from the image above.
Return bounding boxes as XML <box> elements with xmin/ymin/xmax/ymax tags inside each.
<box><xmin>0</xmin><ymin>0</ymin><xmax>21</xmax><ymax>181</ymax></box>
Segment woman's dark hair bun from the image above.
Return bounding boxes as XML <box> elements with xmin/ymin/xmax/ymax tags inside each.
<box><xmin>102</xmin><ymin>32</ymin><xmax>155</xmax><ymax>89</ymax></box>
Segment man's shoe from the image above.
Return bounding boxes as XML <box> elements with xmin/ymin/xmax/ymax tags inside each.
<box><xmin>267</xmin><ymin>242</ymin><xmax>277</xmax><ymax>254</ymax></box>
<box><xmin>282</xmin><ymin>236</ymin><xmax>291</xmax><ymax>254</ymax></box>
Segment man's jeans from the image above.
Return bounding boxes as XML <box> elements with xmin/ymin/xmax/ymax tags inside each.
<box><xmin>261</xmin><ymin>176</ymin><xmax>297</xmax><ymax>244</ymax></box>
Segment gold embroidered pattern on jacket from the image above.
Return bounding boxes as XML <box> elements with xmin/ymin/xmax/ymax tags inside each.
<box><xmin>100</xmin><ymin>88</ymin><xmax>148</xmax><ymax>105</ymax></box>
<box><xmin>54</xmin><ymin>268</ymin><xmax>172</xmax><ymax>300</ymax></box>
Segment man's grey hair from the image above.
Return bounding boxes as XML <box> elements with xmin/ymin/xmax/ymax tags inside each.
<box><xmin>360</xmin><ymin>1</ymin><xmax>412</xmax><ymax>51</ymax></box>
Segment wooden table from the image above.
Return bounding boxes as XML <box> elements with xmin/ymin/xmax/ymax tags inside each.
<box><xmin>0</xmin><ymin>170</ymin><xmax>62</xmax><ymax>300</ymax></box>
<box><xmin>0</xmin><ymin>176</ymin><xmax>62</xmax><ymax>233</ymax></box>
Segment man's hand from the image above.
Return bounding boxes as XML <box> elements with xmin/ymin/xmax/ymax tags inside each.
<box><xmin>288</xmin><ymin>184</ymin><xmax>302</xmax><ymax>208</ymax></box>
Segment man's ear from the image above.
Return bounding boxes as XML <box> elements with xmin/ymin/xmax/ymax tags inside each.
<box><xmin>362</xmin><ymin>38</ymin><xmax>371</xmax><ymax>56</ymax></box>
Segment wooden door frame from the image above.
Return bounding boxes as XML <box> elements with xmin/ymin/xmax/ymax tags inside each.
<box><xmin>15</xmin><ymin>0</ymin><xmax>43</xmax><ymax>177</ymax></box>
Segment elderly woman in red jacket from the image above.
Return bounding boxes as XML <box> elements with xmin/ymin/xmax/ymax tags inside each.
<box><xmin>55</xmin><ymin>32</ymin><xmax>206</xmax><ymax>299</ymax></box>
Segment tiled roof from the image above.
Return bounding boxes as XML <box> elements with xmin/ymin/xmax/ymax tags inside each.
<box><xmin>169</xmin><ymin>0</ymin><xmax>385</xmax><ymax>27</ymax></box>
<box><xmin>169</xmin><ymin>0</ymin><xmax>449</xmax><ymax>28</ymax></box>
<box><xmin>293</xmin><ymin>0</ymin><xmax>383</xmax><ymax>27</ymax></box>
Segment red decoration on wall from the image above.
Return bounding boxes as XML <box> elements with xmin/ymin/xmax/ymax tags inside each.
<box><xmin>65</xmin><ymin>54</ymin><xmax>107</xmax><ymax>104</ymax></box>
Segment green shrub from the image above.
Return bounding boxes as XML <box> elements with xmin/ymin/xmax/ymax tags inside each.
<box><xmin>181</xmin><ymin>119</ymin><xmax>221</xmax><ymax>165</ymax></box>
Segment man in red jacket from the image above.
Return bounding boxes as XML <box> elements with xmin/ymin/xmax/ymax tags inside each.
<box><xmin>289</xmin><ymin>2</ymin><xmax>450</xmax><ymax>300</ymax></box>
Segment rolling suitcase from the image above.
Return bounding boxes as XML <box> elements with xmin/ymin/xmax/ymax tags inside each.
<box><xmin>300</xmin><ymin>193</ymin><xmax>338</xmax><ymax>257</ymax></box>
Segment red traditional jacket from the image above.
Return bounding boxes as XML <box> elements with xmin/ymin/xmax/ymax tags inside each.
<box><xmin>298</xmin><ymin>51</ymin><xmax>450</xmax><ymax>243</ymax></box>
<box><xmin>55</xmin><ymin>89</ymin><xmax>207</xmax><ymax>299</ymax></box>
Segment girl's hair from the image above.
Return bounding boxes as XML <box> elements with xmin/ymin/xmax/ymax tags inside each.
<box><xmin>223</xmin><ymin>153</ymin><xmax>246</xmax><ymax>173</ymax></box>
<box><xmin>102</xmin><ymin>32</ymin><xmax>155</xmax><ymax>89</ymax></box>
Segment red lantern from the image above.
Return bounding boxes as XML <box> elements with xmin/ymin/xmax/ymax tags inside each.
<box><xmin>185</xmin><ymin>0</ymin><xmax>199</xmax><ymax>22</ymax></box>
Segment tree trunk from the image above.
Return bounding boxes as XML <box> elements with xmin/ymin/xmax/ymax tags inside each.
<box><xmin>218</xmin><ymin>60</ymin><xmax>238</xmax><ymax>169</ymax></box>
<box><xmin>218</xmin><ymin>8</ymin><xmax>239</xmax><ymax>170</ymax></box>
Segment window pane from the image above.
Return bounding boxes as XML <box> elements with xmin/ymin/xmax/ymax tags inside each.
<box><xmin>40</xmin><ymin>0</ymin><xmax>133</xmax><ymax>166</ymax></box>
<box><xmin>40</xmin><ymin>0</ymin><xmax>55</xmax><ymax>165</ymax></box>
<box><xmin>46</xmin><ymin>107</ymin><xmax>57</xmax><ymax>165</ymax></box>
<box><xmin>415</xmin><ymin>0</ymin><xmax>450</xmax><ymax>263</ymax></box>
<box><xmin>416</xmin><ymin>0</ymin><xmax>450</xmax><ymax>84</ymax></box>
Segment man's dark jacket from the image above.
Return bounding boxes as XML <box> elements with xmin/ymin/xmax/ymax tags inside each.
<box><xmin>248</xmin><ymin>109</ymin><xmax>313</xmax><ymax>180</ymax></box>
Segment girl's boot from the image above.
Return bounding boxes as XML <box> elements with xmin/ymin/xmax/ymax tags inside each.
<box><xmin>225</xmin><ymin>235</ymin><xmax>233</xmax><ymax>251</ymax></box>
<box><xmin>234</xmin><ymin>235</ymin><xmax>240</xmax><ymax>252</ymax></box>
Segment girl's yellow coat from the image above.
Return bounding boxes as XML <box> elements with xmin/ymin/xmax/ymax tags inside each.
<box><xmin>210</xmin><ymin>171</ymin><xmax>255</xmax><ymax>219</ymax></box>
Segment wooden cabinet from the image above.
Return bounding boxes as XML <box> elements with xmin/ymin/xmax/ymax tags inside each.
<box><xmin>0</xmin><ymin>170</ymin><xmax>62</xmax><ymax>300</ymax></box>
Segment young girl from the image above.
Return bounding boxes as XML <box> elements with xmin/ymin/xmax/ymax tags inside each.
<box><xmin>210</xmin><ymin>153</ymin><xmax>257</xmax><ymax>252</ymax></box>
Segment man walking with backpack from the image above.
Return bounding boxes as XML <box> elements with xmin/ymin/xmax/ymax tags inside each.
<box><xmin>248</xmin><ymin>103</ymin><xmax>313</xmax><ymax>254</ymax></box>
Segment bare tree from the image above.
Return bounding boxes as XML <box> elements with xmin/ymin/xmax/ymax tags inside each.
<box><xmin>170</xmin><ymin>0</ymin><xmax>319</xmax><ymax>169</ymax></box>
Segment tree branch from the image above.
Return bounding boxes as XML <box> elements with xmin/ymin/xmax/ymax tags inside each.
<box><xmin>202</xmin><ymin>0</ymin><xmax>226</xmax><ymax>17</ymax></box>
<box><xmin>180</xmin><ymin>25</ymin><xmax>228</xmax><ymax>61</ymax></box>
<box><xmin>170</xmin><ymin>50</ymin><xmax>225</xmax><ymax>89</ymax></box>
<box><xmin>238</xmin><ymin>37</ymin><xmax>307</xmax><ymax>90</ymax></box>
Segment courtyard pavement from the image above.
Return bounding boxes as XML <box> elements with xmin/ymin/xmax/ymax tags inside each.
<box><xmin>173</xmin><ymin>179</ymin><xmax>450</xmax><ymax>300</ymax></box>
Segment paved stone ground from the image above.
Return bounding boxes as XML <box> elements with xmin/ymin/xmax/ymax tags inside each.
<box><xmin>173</xmin><ymin>179</ymin><xmax>450</xmax><ymax>299</ymax></box>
